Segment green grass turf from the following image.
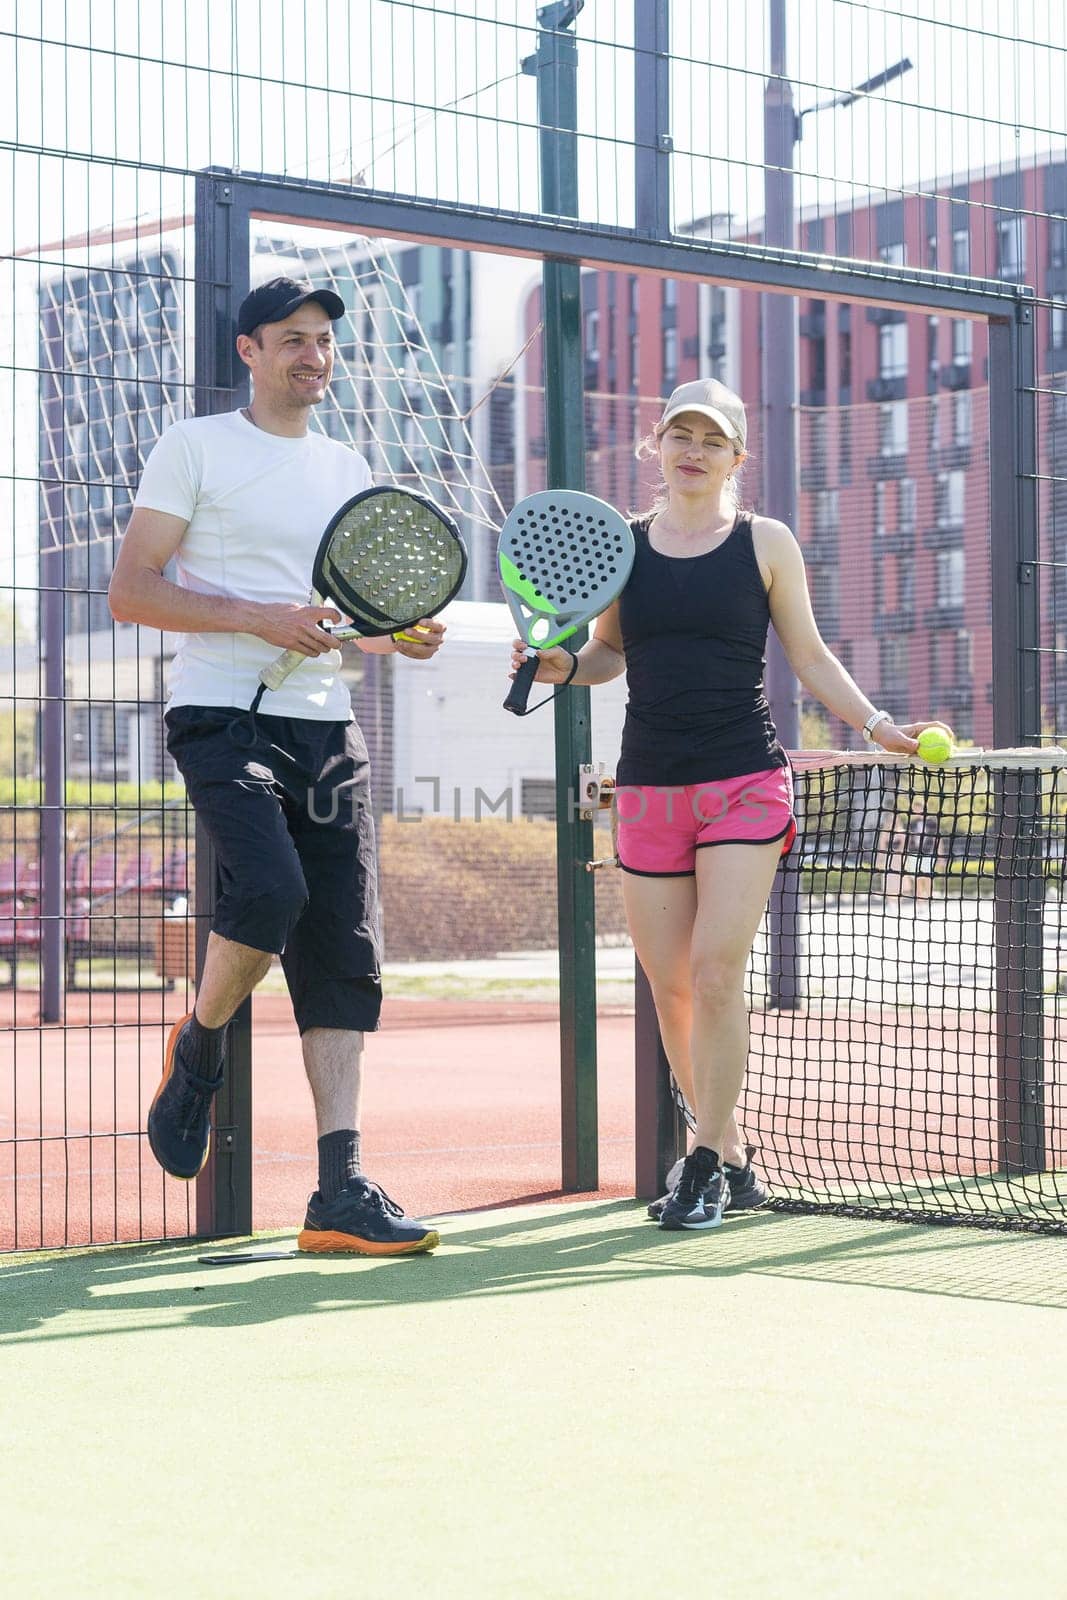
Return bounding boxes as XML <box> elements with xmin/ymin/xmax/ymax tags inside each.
<box><xmin>4</xmin><ymin>1201</ymin><xmax>1067</xmax><ymax>1599</ymax></box>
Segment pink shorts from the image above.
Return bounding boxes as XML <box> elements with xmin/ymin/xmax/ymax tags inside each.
<box><xmin>615</xmin><ymin>766</ymin><xmax>796</xmax><ymax>876</ymax></box>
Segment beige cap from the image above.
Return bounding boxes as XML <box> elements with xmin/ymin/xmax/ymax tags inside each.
<box><xmin>660</xmin><ymin>378</ymin><xmax>747</xmax><ymax>449</ymax></box>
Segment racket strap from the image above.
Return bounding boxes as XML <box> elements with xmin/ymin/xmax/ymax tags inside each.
<box><xmin>514</xmin><ymin>648</ymin><xmax>580</xmax><ymax>716</ymax></box>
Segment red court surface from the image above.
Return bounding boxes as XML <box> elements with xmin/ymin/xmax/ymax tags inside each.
<box><xmin>0</xmin><ymin>990</ymin><xmax>638</xmax><ymax>1251</ymax></box>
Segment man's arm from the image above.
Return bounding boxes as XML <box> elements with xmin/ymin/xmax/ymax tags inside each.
<box><xmin>109</xmin><ymin>507</ymin><xmax>343</xmax><ymax>657</ymax></box>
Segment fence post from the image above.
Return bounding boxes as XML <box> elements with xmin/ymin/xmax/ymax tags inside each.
<box><xmin>192</xmin><ymin>173</ymin><xmax>253</xmax><ymax>1236</ymax></box>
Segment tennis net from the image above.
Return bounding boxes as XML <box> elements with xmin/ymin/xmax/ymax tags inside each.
<box><xmin>660</xmin><ymin>749</ymin><xmax>1067</xmax><ymax>1233</ymax></box>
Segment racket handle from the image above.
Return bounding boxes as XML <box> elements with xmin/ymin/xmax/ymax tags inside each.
<box><xmin>504</xmin><ymin>652</ymin><xmax>541</xmax><ymax>716</ymax></box>
<box><xmin>258</xmin><ymin>647</ymin><xmax>306</xmax><ymax>694</ymax></box>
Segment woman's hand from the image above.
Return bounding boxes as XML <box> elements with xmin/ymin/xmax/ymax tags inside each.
<box><xmin>873</xmin><ymin>718</ymin><xmax>955</xmax><ymax>756</ymax></box>
<box><xmin>508</xmin><ymin>639</ymin><xmax>577</xmax><ymax>684</ymax></box>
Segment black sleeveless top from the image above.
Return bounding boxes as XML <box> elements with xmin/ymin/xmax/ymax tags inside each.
<box><xmin>616</xmin><ymin>513</ymin><xmax>787</xmax><ymax>786</ymax></box>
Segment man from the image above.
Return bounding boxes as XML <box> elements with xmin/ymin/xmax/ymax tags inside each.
<box><xmin>109</xmin><ymin>276</ymin><xmax>443</xmax><ymax>1254</ymax></box>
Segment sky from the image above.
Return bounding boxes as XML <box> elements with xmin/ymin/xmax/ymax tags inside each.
<box><xmin>4</xmin><ymin>0</ymin><xmax>1067</xmax><ymax>613</ymax></box>
<box><xmin>4</xmin><ymin>0</ymin><xmax>1067</xmax><ymax>252</ymax></box>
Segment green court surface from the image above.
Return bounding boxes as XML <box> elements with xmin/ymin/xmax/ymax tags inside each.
<box><xmin>4</xmin><ymin>1202</ymin><xmax>1067</xmax><ymax>1600</ymax></box>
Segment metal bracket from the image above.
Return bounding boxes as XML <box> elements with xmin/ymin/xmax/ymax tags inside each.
<box><xmin>214</xmin><ymin>1127</ymin><xmax>237</xmax><ymax>1154</ymax></box>
<box><xmin>1018</xmin><ymin>562</ymin><xmax>1035</xmax><ymax>583</ymax></box>
<box><xmin>577</xmin><ymin>762</ymin><xmax>614</xmax><ymax>820</ymax></box>
<box><xmin>578</xmin><ymin>764</ymin><xmax>618</xmax><ymax>871</ymax></box>
<box><xmin>656</xmin><ymin>134</ymin><xmax>674</xmax><ymax>153</ymax></box>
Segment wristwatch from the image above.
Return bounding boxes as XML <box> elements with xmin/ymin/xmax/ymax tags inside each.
<box><xmin>862</xmin><ymin>709</ymin><xmax>891</xmax><ymax>743</ymax></box>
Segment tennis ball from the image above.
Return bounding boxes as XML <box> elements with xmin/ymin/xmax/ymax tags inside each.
<box><xmin>916</xmin><ymin>727</ymin><xmax>953</xmax><ymax>765</ymax></box>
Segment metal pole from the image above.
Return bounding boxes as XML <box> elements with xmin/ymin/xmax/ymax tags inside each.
<box><xmin>631</xmin><ymin>0</ymin><xmax>685</xmax><ymax>1195</ymax></box>
<box><xmin>989</xmin><ymin>303</ymin><xmax>1044</xmax><ymax>1174</ymax></box>
<box><xmin>525</xmin><ymin>3</ymin><xmax>598</xmax><ymax>1191</ymax></box>
<box><xmin>763</xmin><ymin>0</ymin><xmax>802</xmax><ymax>1007</ymax></box>
<box><xmin>39</xmin><ymin>550</ymin><xmax>64</xmax><ymax>1022</ymax></box>
<box><xmin>634</xmin><ymin>0</ymin><xmax>671</xmax><ymax>240</ymax></box>
<box><xmin>192</xmin><ymin>173</ymin><xmax>253</xmax><ymax>1236</ymax></box>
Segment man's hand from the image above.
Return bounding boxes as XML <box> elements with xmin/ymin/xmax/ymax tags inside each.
<box><xmin>392</xmin><ymin>618</ymin><xmax>446</xmax><ymax>659</ymax></box>
<box><xmin>251</xmin><ymin>603</ymin><xmax>343</xmax><ymax>657</ymax></box>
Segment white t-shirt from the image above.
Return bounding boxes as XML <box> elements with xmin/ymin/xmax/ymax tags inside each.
<box><xmin>134</xmin><ymin>410</ymin><xmax>373</xmax><ymax>719</ymax></box>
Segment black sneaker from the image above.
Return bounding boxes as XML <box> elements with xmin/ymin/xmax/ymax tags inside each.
<box><xmin>298</xmin><ymin>1177</ymin><xmax>440</xmax><ymax>1256</ymax></box>
<box><xmin>647</xmin><ymin>1145</ymin><xmax>770</xmax><ymax>1221</ymax></box>
<box><xmin>147</xmin><ymin>1013</ymin><xmax>224</xmax><ymax>1181</ymax></box>
<box><xmin>724</xmin><ymin>1144</ymin><xmax>771</xmax><ymax>1210</ymax></box>
<box><xmin>658</xmin><ymin>1147</ymin><xmax>729</xmax><ymax>1231</ymax></box>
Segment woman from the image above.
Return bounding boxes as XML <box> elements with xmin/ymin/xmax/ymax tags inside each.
<box><xmin>511</xmin><ymin>377</ymin><xmax>951</xmax><ymax>1231</ymax></box>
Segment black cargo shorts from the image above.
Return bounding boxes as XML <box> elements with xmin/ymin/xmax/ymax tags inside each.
<box><xmin>164</xmin><ymin>706</ymin><xmax>382</xmax><ymax>1034</ymax></box>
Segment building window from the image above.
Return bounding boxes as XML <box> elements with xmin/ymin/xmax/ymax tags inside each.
<box><xmin>926</xmin><ymin>231</ymin><xmax>938</xmax><ymax>270</ymax></box>
<box><xmin>1051</xmin><ymin>298</ymin><xmax>1067</xmax><ymax>352</ymax></box>
<box><xmin>898</xmin><ymin>477</ymin><xmax>917</xmax><ymax>532</ymax></box>
<box><xmin>952</xmin><ymin>227</ymin><xmax>970</xmax><ymax>274</ymax></box>
<box><xmin>521</xmin><ymin>778</ymin><xmax>555</xmax><ymax>819</ymax></box>
<box><xmin>1051</xmin><ymin>218</ymin><xmax>1067</xmax><ymax>271</ymax></box>
<box><xmin>927</xmin><ymin>316</ymin><xmax>939</xmax><ymax>380</ymax></box>
<box><xmin>809</xmin><ymin>412</ymin><xmax>828</xmax><ymax>469</ymax></box>
<box><xmin>951</xmin><ymin>319</ymin><xmax>973</xmax><ymax>366</ymax></box>
<box><xmin>953</xmin><ymin>391</ymin><xmax>972</xmax><ymax>447</ymax></box>
<box><xmin>662</xmin><ymin>326</ymin><xmax>678</xmax><ymax>387</ymax></box>
<box><xmin>880</xmin><ymin>242</ymin><xmax>906</xmax><ymax>267</ymax></box>
<box><xmin>839</xmin><ymin>329</ymin><xmax>852</xmax><ymax>391</ymax></box>
<box><xmin>873</xmin><ymin>480</ymin><xmax>886</xmax><ymax>536</ymax></box>
<box><xmin>879</xmin><ymin>321</ymin><xmax>908</xmax><ymax>379</ymax></box>
<box><xmin>996</xmin><ymin>216</ymin><xmax>1027</xmax><ymax>281</ymax></box>
<box><xmin>936</xmin><ymin>547</ymin><xmax>965</xmax><ymax>608</ymax></box>
<box><xmin>585</xmin><ymin>308</ymin><xmax>599</xmax><ymax>361</ymax></box>
<box><xmin>880</xmin><ymin>400</ymin><xmax>908</xmax><ymax>457</ymax></box>
<box><xmin>928</xmin><ymin>396</ymin><xmax>940</xmax><ymax>452</ymax></box>
<box><xmin>936</xmin><ymin>469</ymin><xmax>965</xmax><ymax>528</ymax></box>
<box><xmin>814</xmin><ymin>488</ymin><xmax>838</xmax><ymax>535</ymax></box>
<box><xmin>839</xmin><ymin>410</ymin><xmax>852</xmax><ymax>481</ymax></box>
<box><xmin>897</xmin><ymin>559</ymin><xmax>914</xmax><ymax>611</ymax></box>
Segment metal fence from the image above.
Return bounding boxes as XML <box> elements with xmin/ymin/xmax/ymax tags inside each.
<box><xmin>3</xmin><ymin>0</ymin><xmax>1064</xmax><ymax>1248</ymax></box>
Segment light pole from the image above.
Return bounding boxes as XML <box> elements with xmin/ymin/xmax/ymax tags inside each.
<box><xmin>762</xmin><ymin>0</ymin><xmax>911</xmax><ymax>1006</ymax></box>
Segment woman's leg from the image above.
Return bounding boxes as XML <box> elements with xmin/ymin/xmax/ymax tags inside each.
<box><xmin>622</xmin><ymin>870</ymin><xmax>748</xmax><ymax>1167</ymax></box>
<box><xmin>687</xmin><ymin>840</ymin><xmax>785</xmax><ymax>1156</ymax></box>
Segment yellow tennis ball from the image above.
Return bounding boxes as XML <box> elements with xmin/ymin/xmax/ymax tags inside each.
<box><xmin>916</xmin><ymin>727</ymin><xmax>953</xmax><ymax>765</ymax></box>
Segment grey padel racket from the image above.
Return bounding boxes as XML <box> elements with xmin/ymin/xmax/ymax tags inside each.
<box><xmin>499</xmin><ymin>490</ymin><xmax>635</xmax><ymax>715</ymax></box>
<box><xmin>251</xmin><ymin>486</ymin><xmax>467</xmax><ymax>714</ymax></box>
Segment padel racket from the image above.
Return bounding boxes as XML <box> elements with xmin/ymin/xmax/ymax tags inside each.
<box><xmin>499</xmin><ymin>490</ymin><xmax>635</xmax><ymax>715</ymax></box>
<box><xmin>251</xmin><ymin>486</ymin><xmax>468</xmax><ymax>714</ymax></box>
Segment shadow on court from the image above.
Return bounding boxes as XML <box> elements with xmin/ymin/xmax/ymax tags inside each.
<box><xmin>5</xmin><ymin>1200</ymin><xmax>1067</xmax><ymax>1344</ymax></box>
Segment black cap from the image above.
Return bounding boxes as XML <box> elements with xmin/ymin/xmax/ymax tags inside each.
<box><xmin>236</xmin><ymin>277</ymin><xmax>346</xmax><ymax>338</ymax></box>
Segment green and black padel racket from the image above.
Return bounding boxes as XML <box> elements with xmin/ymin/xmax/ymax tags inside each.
<box><xmin>499</xmin><ymin>490</ymin><xmax>635</xmax><ymax>716</ymax></box>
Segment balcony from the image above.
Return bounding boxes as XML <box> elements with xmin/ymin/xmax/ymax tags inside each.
<box><xmin>804</xmin><ymin>532</ymin><xmax>839</xmax><ymax>563</ymax></box>
<box><xmin>800</xmin><ymin>462</ymin><xmax>828</xmax><ymax>491</ymax></box>
<box><xmin>940</xmin><ymin>362</ymin><xmax>972</xmax><ymax>390</ymax></box>
<box><xmin>865</xmin><ymin>307</ymin><xmax>907</xmax><ymax>326</ymax></box>
<box><xmin>866</xmin><ymin>454</ymin><xmax>910</xmax><ymax>480</ymax></box>
<box><xmin>873</xmin><ymin>609</ymin><xmax>917</xmax><ymax>636</ymax></box>
<box><xmin>923</xmin><ymin>603</ymin><xmax>966</xmax><ymax>629</ymax></box>
<box><xmin>799</xmin><ymin>308</ymin><xmax>826</xmax><ymax>339</ymax></box>
<box><xmin>932</xmin><ymin>685</ymin><xmax>974</xmax><ymax>711</ymax></box>
<box><xmin>881</xmin><ymin>528</ymin><xmax>916</xmax><ymax>555</ymax></box>
<box><xmin>923</xmin><ymin>523</ymin><xmax>965</xmax><ymax>551</ymax></box>
<box><xmin>866</xmin><ymin>376</ymin><xmax>908</xmax><ymax>403</ymax></box>
<box><xmin>930</xmin><ymin>444</ymin><xmax>972</xmax><ymax>472</ymax></box>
